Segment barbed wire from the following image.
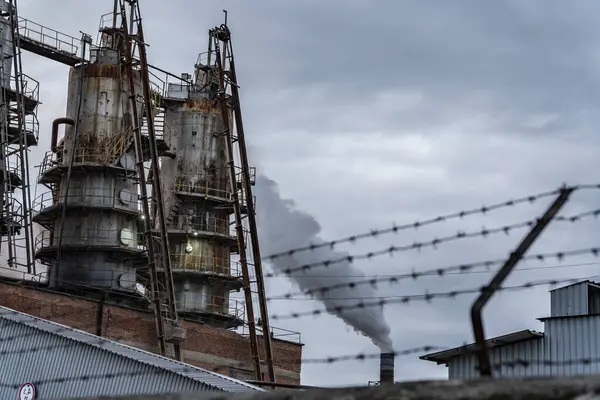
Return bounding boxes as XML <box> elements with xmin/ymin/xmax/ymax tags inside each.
<box><xmin>269</xmin><ymin>275</ymin><xmax>600</xmax><ymax>319</ymax></box>
<box><xmin>265</xmin><ymin>208</ymin><xmax>600</xmax><ymax>279</ymax></box>
<box><xmin>263</xmin><ymin>184</ymin><xmax>600</xmax><ymax>261</ymax></box>
<box><xmin>267</xmin><ymin>245</ymin><xmax>600</xmax><ymax>301</ymax></box>
<box><xmin>271</xmin><ymin>260</ymin><xmax>600</xmax><ymax>279</ymax></box>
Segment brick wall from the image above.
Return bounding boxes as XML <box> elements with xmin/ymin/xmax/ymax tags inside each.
<box><xmin>0</xmin><ymin>280</ymin><xmax>303</xmax><ymax>383</ymax></box>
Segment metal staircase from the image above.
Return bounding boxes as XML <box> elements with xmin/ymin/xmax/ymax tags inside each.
<box><xmin>0</xmin><ymin>0</ymin><xmax>39</xmax><ymax>273</ymax></box>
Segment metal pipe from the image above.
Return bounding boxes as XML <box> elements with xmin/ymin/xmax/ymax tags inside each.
<box><xmin>379</xmin><ymin>353</ymin><xmax>395</xmax><ymax>385</ymax></box>
<box><xmin>470</xmin><ymin>186</ymin><xmax>574</xmax><ymax>377</ymax></box>
<box><xmin>50</xmin><ymin>117</ymin><xmax>73</xmax><ymax>153</ymax></box>
<box><xmin>53</xmin><ymin>34</ymin><xmax>89</xmax><ymax>286</ymax></box>
<box><xmin>134</xmin><ymin>3</ymin><xmax>183</xmax><ymax>361</ymax></box>
<box><xmin>213</xmin><ymin>36</ymin><xmax>262</xmax><ymax>381</ymax></box>
<box><xmin>117</xmin><ymin>0</ymin><xmax>167</xmax><ymax>357</ymax></box>
<box><xmin>227</xmin><ymin>44</ymin><xmax>276</xmax><ymax>383</ymax></box>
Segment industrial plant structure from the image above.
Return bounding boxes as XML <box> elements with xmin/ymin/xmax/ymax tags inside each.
<box><xmin>421</xmin><ymin>281</ymin><xmax>600</xmax><ymax>379</ymax></box>
<box><xmin>0</xmin><ymin>0</ymin><xmax>303</xmax><ymax>389</ymax></box>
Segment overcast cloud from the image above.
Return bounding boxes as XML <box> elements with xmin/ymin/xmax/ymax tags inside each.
<box><xmin>13</xmin><ymin>0</ymin><xmax>600</xmax><ymax>388</ymax></box>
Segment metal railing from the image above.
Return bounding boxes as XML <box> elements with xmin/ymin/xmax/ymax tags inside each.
<box><xmin>0</xmin><ymin>263</ymin><xmax>48</xmax><ymax>282</ymax></box>
<box><xmin>18</xmin><ymin>17</ymin><xmax>80</xmax><ymax>60</ymax></box>
<box><xmin>9</xmin><ymin>73</ymin><xmax>40</xmax><ymax>102</ymax></box>
<box><xmin>1</xmin><ymin>156</ymin><xmax>21</xmax><ymax>176</ymax></box>
<box><xmin>178</xmin><ymin>295</ymin><xmax>245</xmax><ymax>321</ymax></box>
<box><xmin>32</xmin><ymin>189</ymin><xmax>141</xmax><ymax>216</ymax></box>
<box><xmin>35</xmin><ymin>228</ymin><xmax>144</xmax><ymax>252</ymax></box>
<box><xmin>168</xmin><ymin>213</ymin><xmax>233</xmax><ymax>237</ymax></box>
<box><xmin>38</xmin><ymin>144</ymin><xmax>130</xmax><ymax>178</ymax></box>
<box><xmin>37</xmin><ymin>151</ymin><xmax>59</xmax><ymax>177</ymax></box>
<box><xmin>9</xmin><ymin>112</ymin><xmax>40</xmax><ymax>142</ymax></box>
<box><xmin>169</xmin><ymin>253</ymin><xmax>242</xmax><ymax>278</ymax></box>
<box><xmin>236</xmin><ymin>166</ymin><xmax>256</xmax><ymax>186</ymax></box>
<box><xmin>1</xmin><ymin>198</ymin><xmax>24</xmax><ymax>225</ymax></box>
<box><xmin>173</xmin><ymin>174</ymin><xmax>232</xmax><ymax>201</ymax></box>
<box><xmin>240</xmin><ymin>324</ymin><xmax>302</xmax><ymax>344</ymax></box>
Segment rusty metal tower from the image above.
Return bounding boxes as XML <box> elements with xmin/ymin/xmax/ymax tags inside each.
<box><xmin>0</xmin><ymin>0</ymin><xmax>39</xmax><ymax>274</ymax></box>
<box><xmin>210</xmin><ymin>20</ymin><xmax>276</xmax><ymax>381</ymax></box>
<box><xmin>31</xmin><ymin>0</ymin><xmax>184</xmax><ymax>360</ymax></box>
<box><xmin>153</xmin><ymin>15</ymin><xmax>276</xmax><ymax>381</ymax></box>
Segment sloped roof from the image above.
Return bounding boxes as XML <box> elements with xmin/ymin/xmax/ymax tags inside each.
<box><xmin>549</xmin><ymin>280</ymin><xmax>600</xmax><ymax>292</ymax></box>
<box><xmin>0</xmin><ymin>306</ymin><xmax>264</xmax><ymax>393</ymax></box>
<box><xmin>420</xmin><ymin>329</ymin><xmax>543</xmax><ymax>365</ymax></box>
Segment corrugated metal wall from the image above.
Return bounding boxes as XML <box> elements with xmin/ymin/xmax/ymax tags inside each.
<box><xmin>544</xmin><ymin>316</ymin><xmax>600</xmax><ymax>376</ymax></box>
<box><xmin>550</xmin><ymin>284</ymin><xmax>588</xmax><ymax>317</ymax></box>
<box><xmin>448</xmin><ymin>336</ymin><xmax>548</xmax><ymax>379</ymax></box>
<box><xmin>448</xmin><ymin>315</ymin><xmax>600</xmax><ymax>379</ymax></box>
<box><xmin>0</xmin><ymin>319</ymin><xmax>217</xmax><ymax>399</ymax></box>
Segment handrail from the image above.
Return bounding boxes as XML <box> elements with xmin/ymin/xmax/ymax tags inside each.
<box><xmin>35</xmin><ymin>228</ymin><xmax>145</xmax><ymax>251</ymax></box>
<box><xmin>178</xmin><ymin>295</ymin><xmax>245</xmax><ymax>321</ymax></box>
<box><xmin>169</xmin><ymin>253</ymin><xmax>242</xmax><ymax>278</ymax></box>
<box><xmin>32</xmin><ymin>188</ymin><xmax>141</xmax><ymax>216</ymax></box>
<box><xmin>173</xmin><ymin>174</ymin><xmax>231</xmax><ymax>200</ymax></box>
<box><xmin>168</xmin><ymin>213</ymin><xmax>233</xmax><ymax>237</ymax></box>
<box><xmin>18</xmin><ymin>16</ymin><xmax>80</xmax><ymax>59</ymax></box>
<box><xmin>240</xmin><ymin>323</ymin><xmax>302</xmax><ymax>344</ymax></box>
<box><xmin>38</xmin><ymin>143</ymin><xmax>133</xmax><ymax>177</ymax></box>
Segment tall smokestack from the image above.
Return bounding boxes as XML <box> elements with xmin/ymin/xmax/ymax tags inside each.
<box><xmin>380</xmin><ymin>353</ymin><xmax>395</xmax><ymax>385</ymax></box>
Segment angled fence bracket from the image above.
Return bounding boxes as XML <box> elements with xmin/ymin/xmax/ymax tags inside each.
<box><xmin>470</xmin><ymin>186</ymin><xmax>574</xmax><ymax>377</ymax></box>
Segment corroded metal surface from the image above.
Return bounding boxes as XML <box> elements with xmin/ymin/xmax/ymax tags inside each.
<box><xmin>36</xmin><ymin>56</ymin><xmax>146</xmax><ymax>296</ymax></box>
<box><xmin>160</xmin><ymin>75</ymin><xmax>239</xmax><ymax>322</ymax></box>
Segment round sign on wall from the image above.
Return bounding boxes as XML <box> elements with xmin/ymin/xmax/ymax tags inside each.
<box><xmin>18</xmin><ymin>382</ymin><xmax>35</xmax><ymax>400</ymax></box>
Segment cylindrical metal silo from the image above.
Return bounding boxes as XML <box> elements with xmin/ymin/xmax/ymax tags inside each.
<box><xmin>33</xmin><ymin>49</ymin><xmax>146</xmax><ymax>299</ymax></box>
<box><xmin>158</xmin><ymin>67</ymin><xmax>243</xmax><ymax>328</ymax></box>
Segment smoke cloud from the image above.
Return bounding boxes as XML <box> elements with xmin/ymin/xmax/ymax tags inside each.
<box><xmin>255</xmin><ymin>175</ymin><xmax>394</xmax><ymax>352</ymax></box>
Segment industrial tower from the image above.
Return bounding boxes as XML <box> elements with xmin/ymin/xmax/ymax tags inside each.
<box><xmin>32</xmin><ymin>0</ymin><xmax>185</xmax><ymax>359</ymax></box>
<box><xmin>0</xmin><ymin>0</ymin><xmax>39</xmax><ymax>274</ymax></box>
<box><xmin>0</xmin><ymin>0</ymin><xmax>287</xmax><ymax>384</ymax></box>
<box><xmin>210</xmin><ymin>20</ymin><xmax>276</xmax><ymax>382</ymax></box>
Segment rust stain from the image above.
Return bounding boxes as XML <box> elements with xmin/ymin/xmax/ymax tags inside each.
<box><xmin>70</xmin><ymin>63</ymin><xmax>141</xmax><ymax>80</ymax></box>
<box><xmin>182</xmin><ymin>99</ymin><xmax>221</xmax><ymax>113</ymax></box>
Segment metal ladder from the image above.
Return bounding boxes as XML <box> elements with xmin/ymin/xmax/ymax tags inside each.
<box><xmin>0</xmin><ymin>0</ymin><xmax>35</xmax><ymax>274</ymax></box>
<box><xmin>115</xmin><ymin>0</ymin><xmax>184</xmax><ymax>360</ymax></box>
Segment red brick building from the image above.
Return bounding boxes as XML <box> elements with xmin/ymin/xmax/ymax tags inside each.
<box><xmin>0</xmin><ymin>280</ymin><xmax>303</xmax><ymax>384</ymax></box>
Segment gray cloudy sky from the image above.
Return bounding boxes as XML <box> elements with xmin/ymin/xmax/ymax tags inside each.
<box><xmin>16</xmin><ymin>0</ymin><xmax>600</xmax><ymax>388</ymax></box>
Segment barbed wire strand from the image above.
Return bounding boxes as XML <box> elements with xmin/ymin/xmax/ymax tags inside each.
<box><xmin>271</xmin><ymin>260</ymin><xmax>600</xmax><ymax>279</ymax></box>
<box><xmin>270</xmin><ymin>275</ymin><xmax>600</xmax><ymax>319</ymax></box>
<box><xmin>266</xmin><ymin>208</ymin><xmax>600</xmax><ymax>279</ymax></box>
<box><xmin>268</xmin><ymin>245</ymin><xmax>600</xmax><ymax>301</ymax></box>
<box><xmin>264</xmin><ymin>184</ymin><xmax>600</xmax><ymax>260</ymax></box>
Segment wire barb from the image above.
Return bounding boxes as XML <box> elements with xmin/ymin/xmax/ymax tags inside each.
<box><xmin>266</xmin><ymin>208</ymin><xmax>600</xmax><ymax>279</ymax></box>
<box><xmin>269</xmin><ymin>275</ymin><xmax>600</xmax><ymax>320</ymax></box>
<box><xmin>263</xmin><ymin>185</ymin><xmax>596</xmax><ymax>261</ymax></box>
<box><xmin>267</xmin><ymin>246</ymin><xmax>600</xmax><ymax>301</ymax></box>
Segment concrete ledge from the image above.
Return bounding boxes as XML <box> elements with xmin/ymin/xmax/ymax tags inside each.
<box><xmin>73</xmin><ymin>375</ymin><xmax>600</xmax><ymax>399</ymax></box>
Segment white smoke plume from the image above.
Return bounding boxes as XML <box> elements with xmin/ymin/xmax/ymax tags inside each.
<box><xmin>255</xmin><ymin>175</ymin><xmax>394</xmax><ymax>353</ymax></box>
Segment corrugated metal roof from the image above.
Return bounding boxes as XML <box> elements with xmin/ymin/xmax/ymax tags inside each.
<box><xmin>0</xmin><ymin>305</ymin><xmax>264</xmax><ymax>393</ymax></box>
<box><xmin>549</xmin><ymin>280</ymin><xmax>600</xmax><ymax>292</ymax></box>
<box><xmin>420</xmin><ymin>330</ymin><xmax>543</xmax><ymax>364</ymax></box>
